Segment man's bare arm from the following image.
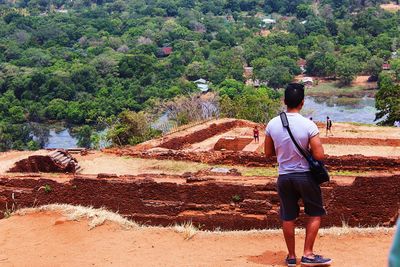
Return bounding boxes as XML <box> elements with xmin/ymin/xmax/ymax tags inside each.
<box><xmin>309</xmin><ymin>134</ymin><xmax>325</xmax><ymax>160</ymax></box>
<box><xmin>264</xmin><ymin>134</ymin><xmax>275</xmax><ymax>157</ymax></box>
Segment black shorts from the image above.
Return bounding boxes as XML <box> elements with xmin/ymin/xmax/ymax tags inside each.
<box><xmin>277</xmin><ymin>171</ymin><xmax>326</xmax><ymax>221</ymax></box>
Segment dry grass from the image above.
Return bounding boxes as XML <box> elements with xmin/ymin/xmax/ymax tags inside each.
<box><xmin>15</xmin><ymin>204</ymin><xmax>139</xmax><ymax>230</ymax></box>
<box><xmin>121</xmin><ymin>157</ymin><xmax>209</xmax><ymax>174</ymax></box>
<box><xmin>142</xmin><ymin>159</ymin><xmax>209</xmax><ymax>174</ymax></box>
<box><xmin>236</xmin><ymin>167</ymin><xmax>277</xmax><ymax>177</ymax></box>
<box><xmin>206</xmin><ymin>224</ymin><xmax>395</xmax><ymax>237</ymax></box>
<box><xmin>120</xmin><ymin>157</ymin><xmax>363</xmax><ymax>177</ymax></box>
<box><xmin>12</xmin><ymin>204</ymin><xmax>396</xmax><ymax>238</ymax></box>
<box><xmin>173</xmin><ymin>221</ymin><xmax>199</xmax><ymax>240</ymax></box>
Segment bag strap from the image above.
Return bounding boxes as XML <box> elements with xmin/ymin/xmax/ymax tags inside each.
<box><xmin>279</xmin><ymin>112</ymin><xmax>311</xmax><ymax>159</ymax></box>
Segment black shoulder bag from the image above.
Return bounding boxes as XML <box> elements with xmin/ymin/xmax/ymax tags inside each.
<box><xmin>280</xmin><ymin>112</ymin><xmax>330</xmax><ymax>185</ymax></box>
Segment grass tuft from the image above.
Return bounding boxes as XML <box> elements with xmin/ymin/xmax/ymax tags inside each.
<box><xmin>173</xmin><ymin>221</ymin><xmax>198</xmax><ymax>240</ymax></box>
<box><xmin>15</xmin><ymin>204</ymin><xmax>139</xmax><ymax>230</ymax></box>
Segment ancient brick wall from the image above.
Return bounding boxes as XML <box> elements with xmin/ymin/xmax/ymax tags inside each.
<box><xmin>0</xmin><ymin>174</ymin><xmax>399</xmax><ymax>230</ymax></box>
<box><xmin>214</xmin><ymin>137</ymin><xmax>253</xmax><ymax>151</ymax></box>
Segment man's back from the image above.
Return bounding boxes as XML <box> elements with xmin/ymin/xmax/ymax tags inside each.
<box><xmin>266</xmin><ymin>113</ymin><xmax>319</xmax><ymax>175</ymax></box>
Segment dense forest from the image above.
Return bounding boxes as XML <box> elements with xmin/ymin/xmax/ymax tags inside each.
<box><xmin>0</xmin><ymin>0</ymin><xmax>399</xmax><ymax>150</ymax></box>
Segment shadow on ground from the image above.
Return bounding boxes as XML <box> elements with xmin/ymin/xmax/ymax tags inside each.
<box><xmin>247</xmin><ymin>250</ymin><xmax>287</xmax><ymax>266</ymax></box>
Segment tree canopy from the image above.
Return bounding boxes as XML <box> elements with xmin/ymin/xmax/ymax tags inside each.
<box><xmin>0</xmin><ymin>0</ymin><xmax>399</xmax><ymax>149</ymax></box>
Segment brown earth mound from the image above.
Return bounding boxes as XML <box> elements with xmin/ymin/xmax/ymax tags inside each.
<box><xmin>0</xmin><ymin>173</ymin><xmax>399</xmax><ymax>230</ymax></box>
<box><xmin>158</xmin><ymin>120</ymin><xmax>256</xmax><ymax>150</ymax></box>
<box><xmin>8</xmin><ymin>150</ymin><xmax>80</xmax><ymax>173</ymax></box>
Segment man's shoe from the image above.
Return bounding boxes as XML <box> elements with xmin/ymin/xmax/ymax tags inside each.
<box><xmin>285</xmin><ymin>256</ymin><xmax>297</xmax><ymax>267</ymax></box>
<box><xmin>300</xmin><ymin>254</ymin><xmax>332</xmax><ymax>266</ymax></box>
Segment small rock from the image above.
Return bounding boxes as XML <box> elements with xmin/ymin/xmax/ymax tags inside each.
<box><xmin>210</xmin><ymin>167</ymin><xmax>230</xmax><ymax>174</ymax></box>
<box><xmin>54</xmin><ymin>217</ymin><xmax>68</xmax><ymax>225</ymax></box>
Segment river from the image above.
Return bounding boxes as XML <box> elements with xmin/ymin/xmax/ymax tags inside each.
<box><xmin>38</xmin><ymin>96</ymin><xmax>379</xmax><ymax>149</ymax></box>
<box><xmin>302</xmin><ymin>96</ymin><xmax>379</xmax><ymax>124</ymax></box>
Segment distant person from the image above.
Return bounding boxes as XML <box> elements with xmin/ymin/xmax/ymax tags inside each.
<box><xmin>389</xmin><ymin>219</ymin><xmax>400</xmax><ymax>266</ymax></box>
<box><xmin>264</xmin><ymin>83</ymin><xmax>331</xmax><ymax>266</ymax></box>
<box><xmin>326</xmin><ymin>116</ymin><xmax>333</xmax><ymax>137</ymax></box>
<box><xmin>253</xmin><ymin>126</ymin><xmax>259</xmax><ymax>143</ymax></box>
<box><xmin>394</xmin><ymin>121</ymin><xmax>400</xmax><ymax>128</ymax></box>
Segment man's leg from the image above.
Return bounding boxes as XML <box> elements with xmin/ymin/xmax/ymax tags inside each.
<box><xmin>303</xmin><ymin>216</ymin><xmax>321</xmax><ymax>256</ymax></box>
<box><xmin>283</xmin><ymin>220</ymin><xmax>296</xmax><ymax>259</ymax></box>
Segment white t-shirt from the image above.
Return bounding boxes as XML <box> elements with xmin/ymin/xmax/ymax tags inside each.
<box><xmin>265</xmin><ymin>113</ymin><xmax>319</xmax><ymax>175</ymax></box>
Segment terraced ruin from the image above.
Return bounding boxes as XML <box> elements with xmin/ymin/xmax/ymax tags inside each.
<box><xmin>0</xmin><ymin>119</ymin><xmax>399</xmax><ymax>230</ymax></box>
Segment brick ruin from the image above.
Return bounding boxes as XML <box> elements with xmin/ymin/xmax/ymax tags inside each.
<box><xmin>0</xmin><ymin>173</ymin><xmax>398</xmax><ymax>230</ymax></box>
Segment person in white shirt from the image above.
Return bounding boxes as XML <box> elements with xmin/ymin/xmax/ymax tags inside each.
<box><xmin>264</xmin><ymin>83</ymin><xmax>331</xmax><ymax>266</ymax></box>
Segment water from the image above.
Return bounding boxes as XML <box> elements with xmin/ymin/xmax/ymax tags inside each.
<box><xmin>302</xmin><ymin>96</ymin><xmax>379</xmax><ymax>124</ymax></box>
<box><xmin>44</xmin><ymin>129</ymin><xmax>77</xmax><ymax>149</ymax></box>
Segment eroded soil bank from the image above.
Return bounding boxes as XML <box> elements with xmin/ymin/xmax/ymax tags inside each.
<box><xmin>0</xmin><ymin>173</ymin><xmax>398</xmax><ymax>230</ymax></box>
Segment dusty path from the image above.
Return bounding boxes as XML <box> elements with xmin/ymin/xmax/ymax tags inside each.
<box><xmin>0</xmin><ymin>212</ymin><xmax>394</xmax><ymax>267</ymax></box>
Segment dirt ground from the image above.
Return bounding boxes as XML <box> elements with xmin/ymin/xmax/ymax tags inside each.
<box><xmin>322</xmin><ymin>144</ymin><xmax>400</xmax><ymax>157</ymax></box>
<box><xmin>0</xmin><ymin>212</ymin><xmax>394</xmax><ymax>267</ymax></box>
<box><xmin>0</xmin><ymin>150</ymin><xmax>46</xmax><ymax>174</ymax></box>
<box><xmin>352</xmin><ymin>75</ymin><xmax>375</xmax><ymax>86</ymax></box>
<box><xmin>321</xmin><ymin>123</ymin><xmax>399</xmax><ymax>139</ymax></box>
<box><xmin>133</xmin><ymin>119</ymin><xmax>400</xmax><ymax>156</ymax></box>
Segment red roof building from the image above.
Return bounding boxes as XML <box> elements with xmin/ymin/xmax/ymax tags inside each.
<box><xmin>161</xmin><ymin>47</ymin><xmax>173</xmax><ymax>55</ymax></box>
<box><xmin>382</xmin><ymin>63</ymin><xmax>391</xmax><ymax>70</ymax></box>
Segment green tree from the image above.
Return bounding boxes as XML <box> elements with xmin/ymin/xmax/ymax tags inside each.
<box><xmin>219</xmin><ymin>86</ymin><xmax>280</xmax><ymax>123</ymax></box>
<box><xmin>336</xmin><ymin>57</ymin><xmax>361</xmax><ymax>86</ymax></box>
<box><xmin>107</xmin><ymin>110</ymin><xmax>161</xmax><ymax>146</ymax></box>
<box><xmin>76</xmin><ymin>125</ymin><xmax>93</xmax><ymax>148</ymax></box>
<box><xmin>255</xmin><ymin>66</ymin><xmax>293</xmax><ymax>89</ymax></box>
<box><xmin>306</xmin><ymin>52</ymin><xmax>337</xmax><ymax>77</ymax></box>
<box><xmin>391</xmin><ymin>59</ymin><xmax>400</xmax><ymax>81</ymax></box>
<box><xmin>364</xmin><ymin>56</ymin><xmax>383</xmax><ymax>81</ymax></box>
<box><xmin>375</xmin><ymin>73</ymin><xmax>400</xmax><ymax>125</ymax></box>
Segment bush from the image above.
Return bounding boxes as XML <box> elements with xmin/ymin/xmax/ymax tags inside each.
<box><xmin>107</xmin><ymin>110</ymin><xmax>161</xmax><ymax>146</ymax></box>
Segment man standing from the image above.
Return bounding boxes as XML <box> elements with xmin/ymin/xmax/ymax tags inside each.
<box><xmin>253</xmin><ymin>126</ymin><xmax>260</xmax><ymax>143</ymax></box>
<box><xmin>264</xmin><ymin>83</ymin><xmax>331</xmax><ymax>266</ymax></box>
<box><xmin>326</xmin><ymin>116</ymin><xmax>333</xmax><ymax>136</ymax></box>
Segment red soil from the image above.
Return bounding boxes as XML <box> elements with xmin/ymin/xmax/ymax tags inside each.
<box><xmin>214</xmin><ymin>136</ymin><xmax>254</xmax><ymax>151</ymax></box>
<box><xmin>158</xmin><ymin>119</ymin><xmax>256</xmax><ymax>150</ymax></box>
<box><xmin>8</xmin><ymin>155</ymin><xmax>77</xmax><ymax>173</ymax></box>
<box><xmin>0</xmin><ymin>212</ymin><xmax>393</xmax><ymax>266</ymax></box>
<box><xmin>105</xmin><ymin>149</ymin><xmax>400</xmax><ymax>171</ymax></box>
<box><xmin>321</xmin><ymin>137</ymin><xmax>400</xmax><ymax>147</ymax></box>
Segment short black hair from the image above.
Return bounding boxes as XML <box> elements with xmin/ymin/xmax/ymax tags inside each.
<box><xmin>284</xmin><ymin>83</ymin><xmax>304</xmax><ymax>108</ymax></box>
